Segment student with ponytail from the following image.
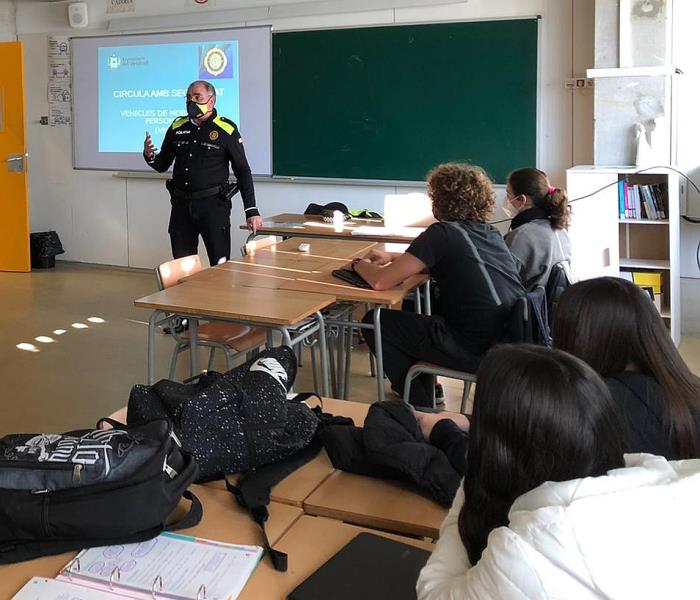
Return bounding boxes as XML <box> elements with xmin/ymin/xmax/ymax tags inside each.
<box><xmin>503</xmin><ymin>167</ymin><xmax>572</xmax><ymax>289</ymax></box>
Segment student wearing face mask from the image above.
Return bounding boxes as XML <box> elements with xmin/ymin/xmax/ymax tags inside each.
<box><xmin>143</xmin><ymin>80</ymin><xmax>261</xmax><ymax>266</ymax></box>
<box><xmin>503</xmin><ymin>168</ymin><xmax>572</xmax><ymax>290</ymax></box>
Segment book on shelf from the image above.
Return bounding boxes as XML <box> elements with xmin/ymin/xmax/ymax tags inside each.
<box><xmin>11</xmin><ymin>532</ymin><xmax>263</xmax><ymax>600</ymax></box>
<box><xmin>618</xmin><ymin>182</ymin><xmax>669</xmax><ymax>221</ymax></box>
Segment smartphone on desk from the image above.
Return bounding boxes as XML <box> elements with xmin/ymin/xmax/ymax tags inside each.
<box><xmin>331</xmin><ymin>268</ymin><xmax>372</xmax><ymax>289</ymax></box>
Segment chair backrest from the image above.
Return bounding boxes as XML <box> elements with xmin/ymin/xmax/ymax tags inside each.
<box><xmin>156</xmin><ymin>255</ymin><xmax>203</xmax><ymax>290</ymax></box>
<box><xmin>241</xmin><ymin>235</ymin><xmax>278</xmax><ymax>257</ymax></box>
<box><xmin>506</xmin><ymin>286</ymin><xmax>552</xmax><ymax>348</ymax></box>
<box><xmin>545</xmin><ymin>261</ymin><xmax>574</xmax><ymax>324</ymax></box>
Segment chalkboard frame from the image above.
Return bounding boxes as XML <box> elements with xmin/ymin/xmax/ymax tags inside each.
<box><xmin>272</xmin><ymin>17</ymin><xmax>541</xmax><ymax>185</ymax></box>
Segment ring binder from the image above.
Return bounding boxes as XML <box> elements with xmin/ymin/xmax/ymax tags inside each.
<box><xmin>151</xmin><ymin>575</ymin><xmax>163</xmax><ymax>598</ymax></box>
<box><xmin>66</xmin><ymin>557</ymin><xmax>81</xmax><ymax>581</ymax></box>
<box><xmin>108</xmin><ymin>566</ymin><xmax>121</xmax><ymax>591</ymax></box>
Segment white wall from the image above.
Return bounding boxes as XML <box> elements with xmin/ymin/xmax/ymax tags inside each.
<box><xmin>0</xmin><ymin>0</ymin><xmax>16</xmax><ymax>40</ymax></box>
<box><xmin>17</xmin><ymin>0</ymin><xmax>592</xmax><ymax>269</ymax></box>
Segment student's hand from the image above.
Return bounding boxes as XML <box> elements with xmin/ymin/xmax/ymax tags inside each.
<box><xmin>144</xmin><ymin>131</ymin><xmax>156</xmax><ymax>160</ymax></box>
<box><xmin>247</xmin><ymin>215</ymin><xmax>263</xmax><ymax>233</ymax></box>
<box><xmin>364</xmin><ymin>249</ymin><xmax>392</xmax><ymax>265</ymax></box>
<box><xmin>415</xmin><ymin>411</ymin><xmax>470</xmax><ymax>442</ymax></box>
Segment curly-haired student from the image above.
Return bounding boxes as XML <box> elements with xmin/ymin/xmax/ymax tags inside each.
<box><xmin>353</xmin><ymin>163</ymin><xmax>525</xmax><ymax>407</ymax></box>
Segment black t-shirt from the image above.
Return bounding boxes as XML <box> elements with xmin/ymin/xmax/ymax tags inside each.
<box><xmin>407</xmin><ymin>220</ymin><xmax>525</xmax><ymax>353</ymax></box>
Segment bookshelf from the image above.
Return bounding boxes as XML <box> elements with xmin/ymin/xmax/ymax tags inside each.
<box><xmin>566</xmin><ymin>166</ymin><xmax>682</xmax><ymax>344</ymax></box>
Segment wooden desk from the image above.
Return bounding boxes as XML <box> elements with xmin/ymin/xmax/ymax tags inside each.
<box><xmin>303</xmin><ymin>470</ymin><xmax>447</xmax><ymax>539</ymax></box>
<box><xmin>0</xmin><ymin>485</ymin><xmax>303</xmax><ymax>599</ymax></box>
<box><xmin>268</xmin><ymin>236</ymin><xmax>376</xmax><ymax>259</ymax></box>
<box><xmin>205</xmin><ymin>398</ymin><xmax>371</xmax><ymax>507</ymax></box>
<box><xmin>246</xmin><ymin>213</ymin><xmax>425</xmax><ymax>243</ymax></box>
<box><xmin>135</xmin><ymin>281</ymin><xmax>335</xmax><ymax>388</ymax></box>
<box><xmin>241</xmin><ymin>515</ymin><xmax>433</xmax><ymax>599</ymax></box>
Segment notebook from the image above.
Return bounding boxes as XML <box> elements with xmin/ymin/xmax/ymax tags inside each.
<box><xmin>12</xmin><ymin>532</ymin><xmax>263</xmax><ymax>600</ymax></box>
<box><xmin>331</xmin><ymin>268</ymin><xmax>372</xmax><ymax>289</ymax></box>
<box><xmin>287</xmin><ymin>532</ymin><xmax>431</xmax><ymax>600</ymax></box>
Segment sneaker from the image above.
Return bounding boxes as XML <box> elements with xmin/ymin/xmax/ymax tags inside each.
<box><xmin>163</xmin><ymin>318</ymin><xmax>188</xmax><ymax>335</ymax></box>
<box><xmin>435</xmin><ymin>383</ymin><xmax>445</xmax><ymax>405</ymax></box>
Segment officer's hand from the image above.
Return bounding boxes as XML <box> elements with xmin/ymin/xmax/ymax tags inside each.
<box><xmin>143</xmin><ymin>131</ymin><xmax>156</xmax><ymax>160</ymax></box>
<box><xmin>247</xmin><ymin>215</ymin><xmax>263</xmax><ymax>233</ymax></box>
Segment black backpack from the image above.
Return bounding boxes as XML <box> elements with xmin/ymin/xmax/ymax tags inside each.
<box><xmin>0</xmin><ymin>418</ymin><xmax>201</xmax><ymax>564</ymax></box>
<box><xmin>126</xmin><ymin>346</ymin><xmax>319</xmax><ymax>481</ymax></box>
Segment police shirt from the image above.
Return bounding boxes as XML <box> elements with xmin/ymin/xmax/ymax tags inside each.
<box><xmin>144</xmin><ymin>108</ymin><xmax>258</xmax><ymax>217</ymax></box>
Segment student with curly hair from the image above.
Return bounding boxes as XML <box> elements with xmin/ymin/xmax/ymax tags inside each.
<box><xmin>503</xmin><ymin>167</ymin><xmax>572</xmax><ymax>290</ymax></box>
<box><xmin>354</xmin><ymin>163</ymin><xmax>525</xmax><ymax>407</ymax></box>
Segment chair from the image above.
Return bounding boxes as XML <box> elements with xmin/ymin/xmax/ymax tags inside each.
<box><xmin>156</xmin><ymin>255</ymin><xmax>267</xmax><ymax>379</ymax></box>
<box><xmin>402</xmin><ymin>362</ymin><xmax>476</xmax><ymax>413</ymax></box>
<box><xmin>544</xmin><ymin>261</ymin><xmax>574</xmax><ymax>324</ymax></box>
<box><xmin>401</xmin><ymin>293</ymin><xmax>548</xmax><ymax>412</ymax></box>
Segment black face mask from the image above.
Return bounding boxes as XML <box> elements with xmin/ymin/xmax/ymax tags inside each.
<box><xmin>186</xmin><ymin>100</ymin><xmax>209</xmax><ymax>119</ymax></box>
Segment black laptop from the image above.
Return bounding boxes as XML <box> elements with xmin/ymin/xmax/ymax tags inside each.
<box><xmin>331</xmin><ymin>268</ymin><xmax>372</xmax><ymax>289</ymax></box>
<box><xmin>288</xmin><ymin>532</ymin><xmax>430</xmax><ymax>600</ymax></box>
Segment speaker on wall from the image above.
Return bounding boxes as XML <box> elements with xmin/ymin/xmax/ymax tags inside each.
<box><xmin>68</xmin><ymin>2</ymin><xmax>89</xmax><ymax>28</ymax></box>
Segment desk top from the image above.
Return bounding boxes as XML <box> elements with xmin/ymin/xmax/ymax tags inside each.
<box><xmin>135</xmin><ymin>281</ymin><xmax>335</xmax><ymax>326</ymax></box>
<box><xmin>304</xmin><ymin>470</ymin><xmax>447</xmax><ymax>539</ymax></box>
<box><xmin>0</xmin><ymin>485</ymin><xmax>303</xmax><ymax>599</ymax></box>
<box><xmin>241</xmin><ymin>515</ymin><xmax>433</xmax><ymax>599</ymax></box>
<box><xmin>247</xmin><ymin>213</ymin><xmax>424</xmax><ymax>243</ymax></box>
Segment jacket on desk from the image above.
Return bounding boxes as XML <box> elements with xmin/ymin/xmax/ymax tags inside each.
<box><xmin>319</xmin><ymin>401</ymin><xmax>461</xmax><ymax>507</ymax></box>
<box><xmin>417</xmin><ymin>454</ymin><xmax>700</xmax><ymax>600</ymax></box>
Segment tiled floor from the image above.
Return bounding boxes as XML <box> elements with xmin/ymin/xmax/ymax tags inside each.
<box><xmin>2</xmin><ymin>262</ymin><xmax>699</xmax><ymax>436</ymax></box>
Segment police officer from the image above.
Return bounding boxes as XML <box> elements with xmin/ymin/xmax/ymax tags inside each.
<box><xmin>143</xmin><ymin>80</ymin><xmax>262</xmax><ymax>266</ymax></box>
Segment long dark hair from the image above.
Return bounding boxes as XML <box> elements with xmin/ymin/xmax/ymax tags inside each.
<box><xmin>458</xmin><ymin>344</ymin><xmax>624</xmax><ymax>564</ymax></box>
<box><xmin>552</xmin><ymin>276</ymin><xmax>700</xmax><ymax>458</ymax></box>
<box><xmin>508</xmin><ymin>167</ymin><xmax>569</xmax><ymax>229</ymax></box>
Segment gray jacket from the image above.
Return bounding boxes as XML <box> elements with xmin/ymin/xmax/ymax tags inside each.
<box><xmin>504</xmin><ymin>219</ymin><xmax>572</xmax><ymax>290</ymax></box>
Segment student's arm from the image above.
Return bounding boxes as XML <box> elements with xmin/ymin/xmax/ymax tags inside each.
<box><xmin>352</xmin><ymin>252</ymin><xmax>427</xmax><ymax>291</ymax></box>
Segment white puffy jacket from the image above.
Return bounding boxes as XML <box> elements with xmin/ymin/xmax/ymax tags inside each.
<box><xmin>417</xmin><ymin>454</ymin><xmax>700</xmax><ymax>599</ymax></box>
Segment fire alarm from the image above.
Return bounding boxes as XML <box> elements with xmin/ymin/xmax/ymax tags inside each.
<box><xmin>68</xmin><ymin>2</ymin><xmax>89</xmax><ymax>28</ymax></box>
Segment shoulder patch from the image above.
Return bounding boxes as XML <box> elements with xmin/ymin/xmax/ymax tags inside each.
<box><xmin>170</xmin><ymin>116</ymin><xmax>189</xmax><ymax>130</ymax></box>
<box><xmin>213</xmin><ymin>115</ymin><xmax>235</xmax><ymax>135</ymax></box>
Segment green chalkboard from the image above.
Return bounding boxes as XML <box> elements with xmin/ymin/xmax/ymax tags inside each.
<box><xmin>272</xmin><ymin>19</ymin><xmax>538</xmax><ymax>184</ymax></box>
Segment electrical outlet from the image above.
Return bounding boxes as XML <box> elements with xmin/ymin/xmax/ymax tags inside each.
<box><xmin>565</xmin><ymin>78</ymin><xmax>594</xmax><ymax>89</ymax></box>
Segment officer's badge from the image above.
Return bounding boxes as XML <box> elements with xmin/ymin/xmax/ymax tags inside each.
<box><xmin>209</xmin><ymin>131</ymin><xmax>219</xmax><ymax>141</ymax></box>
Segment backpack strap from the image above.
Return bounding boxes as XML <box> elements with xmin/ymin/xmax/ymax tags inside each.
<box><xmin>165</xmin><ymin>490</ymin><xmax>203</xmax><ymax>531</ymax></box>
<box><xmin>223</xmin><ymin>439</ymin><xmax>324</xmax><ymax>572</ymax></box>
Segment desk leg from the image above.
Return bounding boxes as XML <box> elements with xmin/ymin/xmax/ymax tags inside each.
<box><xmin>315</xmin><ymin>311</ymin><xmax>330</xmax><ymax>398</ymax></box>
<box><xmin>343</xmin><ymin>322</ymin><xmax>353</xmax><ymax>399</ymax></box>
<box><xmin>189</xmin><ymin>318</ymin><xmax>198</xmax><ymax>378</ymax></box>
<box><xmin>148</xmin><ymin>310</ymin><xmax>159</xmax><ymax>385</ymax></box>
<box><xmin>374</xmin><ymin>306</ymin><xmax>385</xmax><ymax>402</ymax></box>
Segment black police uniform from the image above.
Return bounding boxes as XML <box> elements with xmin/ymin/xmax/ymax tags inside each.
<box><xmin>144</xmin><ymin>108</ymin><xmax>258</xmax><ymax>266</ymax></box>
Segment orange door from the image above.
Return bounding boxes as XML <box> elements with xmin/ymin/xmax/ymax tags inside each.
<box><xmin>0</xmin><ymin>42</ymin><xmax>30</xmax><ymax>272</ymax></box>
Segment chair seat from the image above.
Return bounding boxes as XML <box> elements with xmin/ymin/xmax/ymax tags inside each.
<box><xmin>409</xmin><ymin>361</ymin><xmax>477</xmax><ymax>381</ymax></box>
<box><xmin>181</xmin><ymin>322</ymin><xmax>266</xmax><ymax>352</ymax></box>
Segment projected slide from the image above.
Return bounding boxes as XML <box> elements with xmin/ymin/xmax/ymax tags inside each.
<box><xmin>73</xmin><ymin>27</ymin><xmax>271</xmax><ymax>173</ymax></box>
<box><xmin>98</xmin><ymin>41</ymin><xmax>240</xmax><ymax>152</ymax></box>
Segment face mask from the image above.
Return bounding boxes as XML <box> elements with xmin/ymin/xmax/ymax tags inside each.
<box><xmin>502</xmin><ymin>196</ymin><xmax>519</xmax><ymax>219</ymax></box>
<box><xmin>186</xmin><ymin>100</ymin><xmax>210</xmax><ymax>119</ymax></box>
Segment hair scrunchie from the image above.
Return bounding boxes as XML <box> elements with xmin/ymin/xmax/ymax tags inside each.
<box><xmin>548</xmin><ymin>186</ymin><xmax>556</xmax><ymax>195</ymax></box>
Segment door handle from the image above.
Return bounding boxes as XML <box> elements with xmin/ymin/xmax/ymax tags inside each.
<box><xmin>6</xmin><ymin>153</ymin><xmax>28</xmax><ymax>173</ymax></box>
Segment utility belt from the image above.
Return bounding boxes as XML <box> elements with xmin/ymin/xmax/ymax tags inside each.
<box><xmin>166</xmin><ymin>179</ymin><xmax>239</xmax><ymax>201</ymax></box>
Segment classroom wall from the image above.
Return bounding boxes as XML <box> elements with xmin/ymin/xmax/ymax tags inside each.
<box><xmin>0</xmin><ymin>0</ymin><xmax>16</xmax><ymax>41</ymax></box>
<box><xmin>16</xmin><ymin>0</ymin><xmax>593</xmax><ymax>270</ymax></box>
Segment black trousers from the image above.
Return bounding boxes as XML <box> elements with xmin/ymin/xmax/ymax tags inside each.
<box><xmin>168</xmin><ymin>193</ymin><xmax>232</xmax><ymax>267</ymax></box>
<box><xmin>362</xmin><ymin>309</ymin><xmax>481</xmax><ymax>408</ymax></box>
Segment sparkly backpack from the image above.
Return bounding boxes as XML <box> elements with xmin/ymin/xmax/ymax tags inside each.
<box><xmin>126</xmin><ymin>346</ymin><xmax>319</xmax><ymax>481</ymax></box>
